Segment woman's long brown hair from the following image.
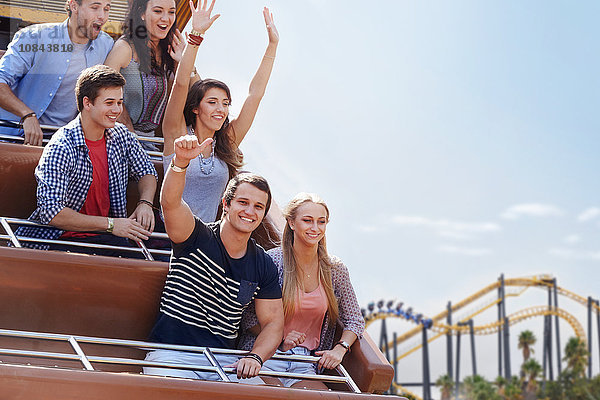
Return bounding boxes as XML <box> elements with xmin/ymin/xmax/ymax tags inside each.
<box><xmin>183</xmin><ymin>79</ymin><xmax>243</xmax><ymax>179</ymax></box>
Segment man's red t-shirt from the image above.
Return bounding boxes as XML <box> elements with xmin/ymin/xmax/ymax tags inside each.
<box><xmin>61</xmin><ymin>136</ymin><xmax>110</xmax><ymax>238</ymax></box>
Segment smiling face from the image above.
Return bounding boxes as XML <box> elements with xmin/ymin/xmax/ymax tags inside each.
<box><xmin>223</xmin><ymin>183</ymin><xmax>269</xmax><ymax>235</ymax></box>
<box><xmin>195</xmin><ymin>87</ymin><xmax>230</xmax><ymax>132</ymax></box>
<box><xmin>71</xmin><ymin>0</ymin><xmax>111</xmax><ymax>42</ymax></box>
<box><xmin>82</xmin><ymin>86</ymin><xmax>123</xmax><ymax>130</ymax></box>
<box><xmin>141</xmin><ymin>0</ymin><xmax>176</xmax><ymax>41</ymax></box>
<box><xmin>289</xmin><ymin>202</ymin><xmax>329</xmax><ymax>248</ymax></box>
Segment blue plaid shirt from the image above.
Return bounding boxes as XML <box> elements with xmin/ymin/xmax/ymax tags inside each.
<box><xmin>16</xmin><ymin>116</ymin><xmax>157</xmax><ymax>247</ymax></box>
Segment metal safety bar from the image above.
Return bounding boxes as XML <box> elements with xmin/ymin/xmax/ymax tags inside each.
<box><xmin>0</xmin><ymin>130</ymin><xmax>164</xmax><ymax>159</ymax></box>
<box><xmin>0</xmin><ymin>217</ymin><xmax>170</xmax><ymax>261</ymax></box>
<box><xmin>0</xmin><ymin>124</ymin><xmax>166</xmax><ymax>145</ymax></box>
<box><xmin>0</xmin><ymin>328</ymin><xmax>361</xmax><ymax>393</ymax></box>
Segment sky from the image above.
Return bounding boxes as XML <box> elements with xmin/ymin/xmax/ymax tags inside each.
<box><xmin>192</xmin><ymin>0</ymin><xmax>600</xmax><ymax>396</ymax></box>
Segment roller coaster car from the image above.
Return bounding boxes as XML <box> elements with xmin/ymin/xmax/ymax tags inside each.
<box><xmin>0</xmin><ymin>141</ymin><xmax>396</xmax><ymax>399</ymax></box>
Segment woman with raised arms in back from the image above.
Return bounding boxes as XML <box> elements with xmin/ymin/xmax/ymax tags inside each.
<box><xmin>162</xmin><ymin>0</ymin><xmax>278</xmax><ymax>222</ymax></box>
<box><xmin>239</xmin><ymin>193</ymin><xmax>365</xmax><ymax>389</ymax></box>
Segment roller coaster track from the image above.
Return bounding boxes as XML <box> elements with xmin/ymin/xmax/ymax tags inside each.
<box><xmin>369</xmin><ymin>274</ymin><xmax>598</xmax><ymax>400</ymax></box>
<box><xmin>389</xmin><ymin>305</ymin><xmax>585</xmax><ymax>400</ymax></box>
<box><xmin>366</xmin><ymin>275</ymin><xmax>600</xmax><ymax>349</ymax></box>
<box><xmin>393</xmin><ymin>305</ymin><xmax>585</xmax><ymax>364</ymax></box>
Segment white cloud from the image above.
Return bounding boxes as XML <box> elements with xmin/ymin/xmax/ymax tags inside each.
<box><xmin>577</xmin><ymin>207</ymin><xmax>600</xmax><ymax>222</ymax></box>
<box><xmin>356</xmin><ymin>225</ymin><xmax>380</xmax><ymax>234</ymax></box>
<box><xmin>438</xmin><ymin>230</ymin><xmax>473</xmax><ymax>240</ymax></box>
<box><xmin>564</xmin><ymin>234</ymin><xmax>581</xmax><ymax>245</ymax></box>
<box><xmin>437</xmin><ymin>245</ymin><xmax>492</xmax><ymax>257</ymax></box>
<box><xmin>549</xmin><ymin>248</ymin><xmax>600</xmax><ymax>261</ymax></box>
<box><xmin>392</xmin><ymin>215</ymin><xmax>501</xmax><ymax>239</ymax></box>
<box><xmin>501</xmin><ymin>203</ymin><xmax>563</xmax><ymax>220</ymax></box>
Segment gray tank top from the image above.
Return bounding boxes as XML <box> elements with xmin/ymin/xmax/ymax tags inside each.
<box><xmin>162</xmin><ymin>152</ymin><xmax>229</xmax><ymax>222</ymax></box>
<box><xmin>120</xmin><ymin>57</ymin><xmax>168</xmax><ymax>132</ymax></box>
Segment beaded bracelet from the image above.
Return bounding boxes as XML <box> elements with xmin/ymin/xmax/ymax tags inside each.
<box><xmin>243</xmin><ymin>352</ymin><xmax>263</xmax><ymax>367</ymax></box>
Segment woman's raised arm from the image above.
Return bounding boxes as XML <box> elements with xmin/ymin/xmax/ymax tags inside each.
<box><xmin>105</xmin><ymin>39</ymin><xmax>137</xmax><ymax>132</ymax></box>
<box><xmin>162</xmin><ymin>0</ymin><xmax>220</xmax><ymax>156</ymax></box>
<box><xmin>229</xmin><ymin>7</ymin><xmax>279</xmax><ymax>147</ymax></box>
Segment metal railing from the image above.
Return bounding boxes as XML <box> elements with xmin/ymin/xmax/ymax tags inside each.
<box><xmin>0</xmin><ymin>123</ymin><xmax>164</xmax><ymax>160</ymax></box>
<box><xmin>0</xmin><ymin>216</ymin><xmax>170</xmax><ymax>261</ymax></box>
<box><xmin>0</xmin><ymin>328</ymin><xmax>361</xmax><ymax>393</ymax></box>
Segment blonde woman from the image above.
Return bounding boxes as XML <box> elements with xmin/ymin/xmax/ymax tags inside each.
<box><xmin>238</xmin><ymin>193</ymin><xmax>365</xmax><ymax>389</ymax></box>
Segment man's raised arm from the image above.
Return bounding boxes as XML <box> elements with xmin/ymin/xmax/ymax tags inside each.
<box><xmin>160</xmin><ymin>135</ymin><xmax>213</xmax><ymax>243</ymax></box>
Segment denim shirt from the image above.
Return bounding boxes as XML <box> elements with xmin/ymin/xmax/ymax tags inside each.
<box><xmin>0</xmin><ymin>20</ymin><xmax>114</xmax><ymax>135</ymax></box>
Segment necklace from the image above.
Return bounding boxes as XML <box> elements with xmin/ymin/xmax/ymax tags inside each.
<box><xmin>190</xmin><ymin>127</ymin><xmax>216</xmax><ymax>175</ymax></box>
<box><xmin>298</xmin><ymin>261</ymin><xmax>318</xmax><ymax>280</ymax></box>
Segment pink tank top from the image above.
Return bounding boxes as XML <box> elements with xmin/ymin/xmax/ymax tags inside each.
<box><xmin>284</xmin><ymin>282</ymin><xmax>328</xmax><ymax>350</ymax></box>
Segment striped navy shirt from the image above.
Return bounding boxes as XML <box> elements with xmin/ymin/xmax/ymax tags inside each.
<box><xmin>150</xmin><ymin>219</ymin><xmax>281</xmax><ymax>349</ymax></box>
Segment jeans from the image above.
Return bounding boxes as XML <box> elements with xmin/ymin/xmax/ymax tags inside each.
<box><xmin>262</xmin><ymin>347</ymin><xmax>318</xmax><ymax>387</ymax></box>
<box><xmin>143</xmin><ymin>349</ymin><xmax>264</xmax><ymax>384</ymax></box>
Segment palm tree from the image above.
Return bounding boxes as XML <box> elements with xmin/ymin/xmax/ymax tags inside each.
<box><xmin>462</xmin><ymin>375</ymin><xmax>501</xmax><ymax>400</ymax></box>
<box><xmin>503</xmin><ymin>380</ymin><xmax>523</xmax><ymax>400</ymax></box>
<box><xmin>435</xmin><ymin>374</ymin><xmax>454</xmax><ymax>400</ymax></box>
<box><xmin>521</xmin><ymin>359</ymin><xmax>542</xmax><ymax>399</ymax></box>
<box><xmin>494</xmin><ymin>376</ymin><xmax>507</xmax><ymax>398</ymax></box>
<box><xmin>517</xmin><ymin>330</ymin><xmax>536</xmax><ymax>362</ymax></box>
<box><xmin>563</xmin><ymin>337</ymin><xmax>588</xmax><ymax>377</ymax></box>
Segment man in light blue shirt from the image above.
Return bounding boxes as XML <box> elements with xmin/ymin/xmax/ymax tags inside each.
<box><xmin>0</xmin><ymin>0</ymin><xmax>114</xmax><ymax>145</ymax></box>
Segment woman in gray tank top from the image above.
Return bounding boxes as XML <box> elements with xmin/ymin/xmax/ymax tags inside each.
<box><xmin>162</xmin><ymin>0</ymin><xmax>279</xmax><ymax>222</ymax></box>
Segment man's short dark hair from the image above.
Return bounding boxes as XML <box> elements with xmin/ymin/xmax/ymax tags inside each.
<box><xmin>75</xmin><ymin>65</ymin><xmax>126</xmax><ymax>111</ymax></box>
<box><xmin>65</xmin><ymin>0</ymin><xmax>83</xmax><ymax>17</ymax></box>
<box><xmin>223</xmin><ymin>173</ymin><xmax>272</xmax><ymax>216</ymax></box>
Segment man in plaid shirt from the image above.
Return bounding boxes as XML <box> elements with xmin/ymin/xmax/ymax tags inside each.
<box><xmin>17</xmin><ymin>65</ymin><xmax>158</xmax><ymax>255</ymax></box>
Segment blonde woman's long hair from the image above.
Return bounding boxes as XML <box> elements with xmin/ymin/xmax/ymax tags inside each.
<box><xmin>281</xmin><ymin>193</ymin><xmax>339</xmax><ymax>324</ymax></box>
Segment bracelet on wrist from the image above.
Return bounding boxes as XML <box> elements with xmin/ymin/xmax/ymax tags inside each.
<box><xmin>243</xmin><ymin>352</ymin><xmax>263</xmax><ymax>367</ymax></box>
<box><xmin>19</xmin><ymin>112</ymin><xmax>36</xmax><ymax>126</ymax></box>
<box><xmin>137</xmin><ymin>199</ymin><xmax>154</xmax><ymax>208</ymax></box>
<box><xmin>188</xmin><ymin>33</ymin><xmax>204</xmax><ymax>47</ymax></box>
<box><xmin>169</xmin><ymin>159</ymin><xmax>189</xmax><ymax>173</ymax></box>
<box><xmin>335</xmin><ymin>340</ymin><xmax>351</xmax><ymax>353</ymax></box>
<box><xmin>106</xmin><ymin>217</ymin><xmax>114</xmax><ymax>234</ymax></box>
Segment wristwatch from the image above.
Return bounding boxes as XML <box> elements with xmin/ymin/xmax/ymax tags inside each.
<box><xmin>335</xmin><ymin>340</ymin><xmax>351</xmax><ymax>353</ymax></box>
<box><xmin>106</xmin><ymin>217</ymin><xmax>114</xmax><ymax>233</ymax></box>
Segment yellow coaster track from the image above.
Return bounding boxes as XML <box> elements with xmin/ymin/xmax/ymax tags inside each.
<box><xmin>364</xmin><ymin>275</ymin><xmax>598</xmax><ymax>400</ymax></box>
<box><xmin>366</xmin><ymin>275</ymin><xmax>599</xmax><ymax>351</ymax></box>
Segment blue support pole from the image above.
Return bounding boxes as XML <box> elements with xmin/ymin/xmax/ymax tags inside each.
<box><xmin>447</xmin><ymin>301</ymin><xmax>453</xmax><ymax>380</ymax></box>
<box><xmin>422</xmin><ymin>326</ymin><xmax>431</xmax><ymax>400</ymax></box>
